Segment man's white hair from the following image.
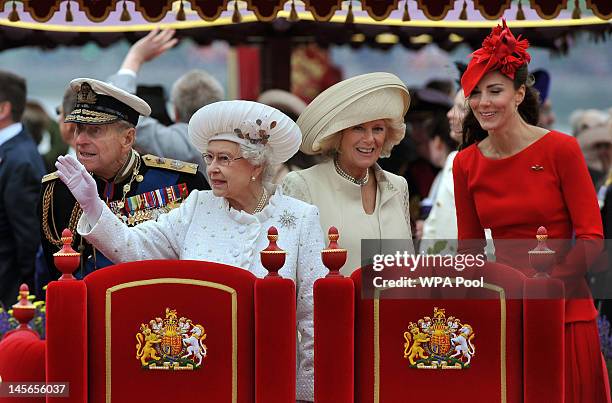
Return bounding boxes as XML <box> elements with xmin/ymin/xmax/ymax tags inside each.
<box><xmin>171</xmin><ymin>70</ymin><xmax>224</xmax><ymax>123</ymax></box>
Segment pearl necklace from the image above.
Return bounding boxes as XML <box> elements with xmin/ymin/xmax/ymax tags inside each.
<box><xmin>252</xmin><ymin>187</ymin><xmax>269</xmax><ymax>214</ymax></box>
<box><xmin>334</xmin><ymin>158</ymin><xmax>369</xmax><ymax>186</ymax></box>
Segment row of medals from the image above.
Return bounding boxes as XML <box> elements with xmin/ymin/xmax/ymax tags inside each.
<box><xmin>108</xmin><ymin>170</ymin><xmax>181</xmax><ymax>227</ymax></box>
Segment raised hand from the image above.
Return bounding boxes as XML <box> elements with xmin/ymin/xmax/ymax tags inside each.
<box><xmin>121</xmin><ymin>27</ymin><xmax>178</xmax><ymax>72</ymax></box>
<box><xmin>55</xmin><ymin>155</ymin><xmax>104</xmax><ymax>223</ymax></box>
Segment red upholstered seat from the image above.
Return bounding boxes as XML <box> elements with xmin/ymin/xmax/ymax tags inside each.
<box><xmin>45</xmin><ymin>259</ymin><xmax>296</xmax><ymax>403</ymax></box>
<box><xmin>314</xmin><ymin>262</ymin><xmax>564</xmax><ymax>403</ymax></box>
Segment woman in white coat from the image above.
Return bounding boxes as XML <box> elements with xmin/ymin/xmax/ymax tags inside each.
<box><xmin>282</xmin><ymin>72</ymin><xmax>413</xmax><ymax>274</ymax></box>
<box><xmin>55</xmin><ymin>100</ymin><xmax>326</xmax><ymax>402</ymax></box>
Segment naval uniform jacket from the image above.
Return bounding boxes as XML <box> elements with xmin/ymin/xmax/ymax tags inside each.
<box><xmin>76</xmin><ymin>186</ymin><xmax>327</xmax><ymax>402</ymax></box>
<box><xmin>39</xmin><ymin>151</ymin><xmax>208</xmax><ymax>280</ymax></box>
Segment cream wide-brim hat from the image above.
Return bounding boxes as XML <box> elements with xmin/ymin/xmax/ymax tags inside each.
<box><xmin>297</xmin><ymin>72</ymin><xmax>410</xmax><ymax>155</ymax></box>
<box><xmin>188</xmin><ymin>100</ymin><xmax>302</xmax><ymax>165</ymax></box>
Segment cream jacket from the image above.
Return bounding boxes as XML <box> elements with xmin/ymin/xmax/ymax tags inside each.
<box><xmin>282</xmin><ymin>159</ymin><xmax>413</xmax><ymax>275</ymax></box>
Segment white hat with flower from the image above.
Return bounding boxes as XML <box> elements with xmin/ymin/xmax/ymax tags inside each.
<box><xmin>188</xmin><ymin>100</ymin><xmax>302</xmax><ymax>165</ymax></box>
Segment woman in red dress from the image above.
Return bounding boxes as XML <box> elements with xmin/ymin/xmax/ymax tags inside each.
<box><xmin>453</xmin><ymin>20</ymin><xmax>611</xmax><ymax>402</ymax></box>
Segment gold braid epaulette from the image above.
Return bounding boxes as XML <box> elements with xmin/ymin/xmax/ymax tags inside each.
<box><xmin>42</xmin><ymin>181</ymin><xmax>83</xmax><ymax>247</ymax></box>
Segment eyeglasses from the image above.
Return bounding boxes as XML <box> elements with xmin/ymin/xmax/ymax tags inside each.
<box><xmin>203</xmin><ymin>153</ymin><xmax>244</xmax><ymax>166</ymax></box>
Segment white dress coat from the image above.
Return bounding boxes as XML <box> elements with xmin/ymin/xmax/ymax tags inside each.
<box><xmin>282</xmin><ymin>159</ymin><xmax>414</xmax><ymax>275</ymax></box>
<box><xmin>77</xmin><ymin>186</ymin><xmax>326</xmax><ymax>401</ymax></box>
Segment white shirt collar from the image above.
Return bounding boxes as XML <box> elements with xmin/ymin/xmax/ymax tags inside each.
<box><xmin>0</xmin><ymin>122</ymin><xmax>23</xmax><ymax>147</ymax></box>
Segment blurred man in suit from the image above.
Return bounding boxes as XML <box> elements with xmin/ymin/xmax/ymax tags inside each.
<box><xmin>0</xmin><ymin>70</ymin><xmax>46</xmax><ymax>307</ymax></box>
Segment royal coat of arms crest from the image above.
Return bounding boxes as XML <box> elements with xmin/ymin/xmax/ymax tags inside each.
<box><xmin>403</xmin><ymin>307</ymin><xmax>475</xmax><ymax>369</ymax></box>
<box><xmin>136</xmin><ymin>308</ymin><xmax>207</xmax><ymax>370</ymax></box>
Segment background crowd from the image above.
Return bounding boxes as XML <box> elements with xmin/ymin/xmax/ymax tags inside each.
<box><xmin>0</xmin><ymin>24</ymin><xmax>611</xmax><ymax>401</ymax></box>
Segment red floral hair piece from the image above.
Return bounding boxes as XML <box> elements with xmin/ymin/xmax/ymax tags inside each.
<box><xmin>461</xmin><ymin>19</ymin><xmax>531</xmax><ymax>97</ymax></box>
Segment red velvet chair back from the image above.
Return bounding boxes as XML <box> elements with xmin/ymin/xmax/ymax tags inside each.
<box><xmin>314</xmin><ymin>262</ymin><xmax>564</xmax><ymax>403</ymax></box>
<box><xmin>46</xmin><ymin>259</ymin><xmax>295</xmax><ymax>403</ymax></box>
<box><xmin>352</xmin><ymin>263</ymin><xmax>528</xmax><ymax>403</ymax></box>
<box><xmin>85</xmin><ymin>260</ymin><xmax>255</xmax><ymax>403</ymax></box>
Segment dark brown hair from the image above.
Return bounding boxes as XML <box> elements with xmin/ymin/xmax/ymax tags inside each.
<box><xmin>460</xmin><ymin>64</ymin><xmax>539</xmax><ymax>150</ymax></box>
<box><xmin>0</xmin><ymin>70</ymin><xmax>27</xmax><ymax>122</ymax></box>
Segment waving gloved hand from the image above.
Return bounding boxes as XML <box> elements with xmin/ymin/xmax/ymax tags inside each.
<box><xmin>55</xmin><ymin>155</ymin><xmax>104</xmax><ymax>223</ymax></box>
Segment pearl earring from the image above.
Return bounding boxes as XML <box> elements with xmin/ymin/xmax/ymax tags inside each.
<box><xmin>250</xmin><ymin>176</ymin><xmax>256</xmax><ymax>182</ymax></box>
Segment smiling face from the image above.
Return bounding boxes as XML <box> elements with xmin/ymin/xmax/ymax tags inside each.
<box><xmin>468</xmin><ymin>70</ymin><xmax>525</xmax><ymax>132</ymax></box>
<box><xmin>337</xmin><ymin>119</ymin><xmax>387</xmax><ymax>175</ymax></box>
<box><xmin>74</xmin><ymin>122</ymin><xmax>134</xmax><ymax>179</ymax></box>
<box><xmin>205</xmin><ymin>140</ymin><xmax>261</xmax><ymax>200</ymax></box>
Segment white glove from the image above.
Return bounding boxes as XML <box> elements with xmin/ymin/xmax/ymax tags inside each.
<box><xmin>55</xmin><ymin>155</ymin><xmax>104</xmax><ymax>224</ymax></box>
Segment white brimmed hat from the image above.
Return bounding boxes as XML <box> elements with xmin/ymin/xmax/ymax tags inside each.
<box><xmin>65</xmin><ymin>78</ymin><xmax>151</xmax><ymax>125</ymax></box>
<box><xmin>188</xmin><ymin>100</ymin><xmax>301</xmax><ymax>165</ymax></box>
<box><xmin>297</xmin><ymin>72</ymin><xmax>410</xmax><ymax>155</ymax></box>
<box><xmin>257</xmin><ymin>89</ymin><xmax>307</xmax><ymax>118</ymax></box>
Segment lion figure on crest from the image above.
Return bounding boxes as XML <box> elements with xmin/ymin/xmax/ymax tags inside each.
<box><xmin>403</xmin><ymin>323</ymin><xmax>430</xmax><ymax>365</ymax></box>
<box><xmin>136</xmin><ymin>325</ymin><xmax>161</xmax><ymax>366</ymax></box>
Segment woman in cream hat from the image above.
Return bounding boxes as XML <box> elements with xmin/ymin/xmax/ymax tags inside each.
<box><xmin>282</xmin><ymin>72</ymin><xmax>413</xmax><ymax>274</ymax></box>
<box><xmin>55</xmin><ymin>100</ymin><xmax>327</xmax><ymax>402</ymax></box>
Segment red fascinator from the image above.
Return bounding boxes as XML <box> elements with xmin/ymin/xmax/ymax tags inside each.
<box><xmin>461</xmin><ymin>19</ymin><xmax>531</xmax><ymax>97</ymax></box>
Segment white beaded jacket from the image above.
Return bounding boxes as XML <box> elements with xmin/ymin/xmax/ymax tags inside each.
<box><xmin>77</xmin><ymin>186</ymin><xmax>327</xmax><ymax>402</ymax></box>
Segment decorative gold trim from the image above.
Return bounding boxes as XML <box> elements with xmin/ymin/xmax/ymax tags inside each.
<box><xmin>483</xmin><ymin>283</ymin><xmax>507</xmax><ymax>403</ymax></box>
<box><xmin>260</xmin><ymin>250</ymin><xmax>287</xmax><ymax>255</ymax></box>
<box><xmin>141</xmin><ymin>154</ymin><xmax>198</xmax><ymax>174</ymax></box>
<box><xmin>302</xmin><ymin>0</ymin><xmax>342</xmax><ymax>21</ymax></box>
<box><xmin>362</xmin><ymin>0</ymin><xmax>400</xmax><ymax>21</ymax></box>
<box><xmin>22</xmin><ymin>0</ymin><xmax>62</xmax><ymax>23</ymax></box>
<box><xmin>42</xmin><ymin>171</ymin><xmax>59</xmax><ymax>183</ymax></box>
<box><xmin>528</xmin><ymin>250</ymin><xmax>555</xmax><ymax>254</ymax></box>
<box><xmin>473</xmin><ymin>0</ymin><xmax>512</xmax><ymax>20</ymax></box>
<box><xmin>105</xmin><ymin>278</ymin><xmax>238</xmax><ymax>403</ymax></box>
<box><xmin>416</xmin><ymin>0</ymin><xmax>455</xmax><ymax>21</ymax></box>
<box><xmin>529</xmin><ymin>0</ymin><xmax>569</xmax><ymax>20</ymax></box>
<box><xmin>11</xmin><ymin>305</ymin><xmax>36</xmax><ymax>310</ymax></box>
<box><xmin>322</xmin><ymin>248</ymin><xmax>348</xmax><ymax>254</ymax></box>
<box><xmin>53</xmin><ymin>252</ymin><xmax>81</xmax><ymax>257</ymax></box>
<box><xmin>372</xmin><ymin>282</ymin><xmax>506</xmax><ymax>403</ymax></box>
<box><xmin>587</xmin><ymin>0</ymin><xmax>612</xmax><ymax>19</ymax></box>
<box><xmin>373</xmin><ymin>291</ymin><xmax>380</xmax><ymax>403</ymax></box>
<box><xmin>42</xmin><ymin>180</ymin><xmax>82</xmax><ymax>247</ymax></box>
<box><xmin>0</xmin><ymin>13</ymin><xmax>608</xmax><ymax>33</ymax></box>
<box><xmin>190</xmin><ymin>0</ymin><xmax>230</xmax><ymax>22</ymax></box>
<box><xmin>65</xmin><ymin>108</ymin><xmax>118</xmax><ymax>124</ymax></box>
<box><xmin>133</xmin><ymin>0</ymin><xmax>175</xmax><ymax>23</ymax></box>
<box><xmin>245</xmin><ymin>0</ymin><xmax>286</xmax><ymax>22</ymax></box>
